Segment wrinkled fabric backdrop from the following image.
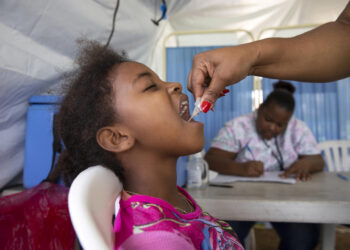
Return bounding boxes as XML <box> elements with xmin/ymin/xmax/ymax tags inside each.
<box><xmin>0</xmin><ymin>0</ymin><xmax>347</xmax><ymax>188</ymax></box>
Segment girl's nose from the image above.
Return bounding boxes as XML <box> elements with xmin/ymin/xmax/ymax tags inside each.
<box><xmin>167</xmin><ymin>82</ymin><xmax>182</xmax><ymax>94</ymax></box>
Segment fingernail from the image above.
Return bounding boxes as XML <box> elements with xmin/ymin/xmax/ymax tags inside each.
<box><xmin>223</xmin><ymin>88</ymin><xmax>230</xmax><ymax>94</ymax></box>
<box><xmin>201</xmin><ymin>101</ymin><xmax>211</xmax><ymax>113</ymax></box>
<box><xmin>220</xmin><ymin>93</ymin><xmax>225</xmax><ymax>97</ymax></box>
<box><xmin>210</xmin><ymin>107</ymin><xmax>215</xmax><ymax>112</ymax></box>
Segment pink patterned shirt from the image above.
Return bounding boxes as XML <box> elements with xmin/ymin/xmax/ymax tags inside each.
<box><xmin>114</xmin><ymin>187</ymin><xmax>243</xmax><ymax>250</ymax></box>
<box><xmin>211</xmin><ymin>112</ymin><xmax>320</xmax><ymax>171</ymax></box>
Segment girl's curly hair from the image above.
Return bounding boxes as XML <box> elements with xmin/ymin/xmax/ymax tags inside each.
<box><xmin>48</xmin><ymin>40</ymin><xmax>128</xmax><ymax>186</ymax></box>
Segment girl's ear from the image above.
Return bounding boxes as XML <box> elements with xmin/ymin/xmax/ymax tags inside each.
<box><xmin>96</xmin><ymin>125</ymin><xmax>135</xmax><ymax>153</ymax></box>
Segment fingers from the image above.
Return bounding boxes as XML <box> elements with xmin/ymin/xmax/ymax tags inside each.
<box><xmin>187</xmin><ymin>62</ymin><xmax>226</xmax><ymax>106</ymax></box>
<box><xmin>254</xmin><ymin>161</ymin><xmax>264</xmax><ymax>175</ymax></box>
<box><xmin>200</xmin><ymin>72</ymin><xmax>226</xmax><ymax>107</ymax></box>
<box><xmin>187</xmin><ymin>68</ymin><xmax>205</xmax><ymax>100</ymax></box>
<box><xmin>219</xmin><ymin>88</ymin><xmax>230</xmax><ymax>97</ymax></box>
<box><xmin>280</xmin><ymin>168</ymin><xmax>311</xmax><ymax>182</ymax></box>
<box><xmin>246</xmin><ymin>161</ymin><xmax>264</xmax><ymax>176</ymax></box>
<box><xmin>257</xmin><ymin>164</ymin><xmax>264</xmax><ymax>175</ymax></box>
<box><xmin>188</xmin><ymin>70</ymin><xmax>230</xmax><ymax>114</ymax></box>
<box><xmin>188</xmin><ymin>50</ymin><xmax>233</xmax><ymax>106</ymax></box>
<box><xmin>246</xmin><ymin>168</ymin><xmax>261</xmax><ymax>177</ymax></box>
<box><xmin>279</xmin><ymin>166</ymin><xmax>295</xmax><ymax>179</ymax></box>
<box><xmin>252</xmin><ymin>161</ymin><xmax>264</xmax><ymax>175</ymax></box>
<box><xmin>296</xmin><ymin>171</ymin><xmax>311</xmax><ymax>182</ymax></box>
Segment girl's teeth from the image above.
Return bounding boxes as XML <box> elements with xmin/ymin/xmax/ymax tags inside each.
<box><xmin>179</xmin><ymin>101</ymin><xmax>188</xmax><ymax>117</ymax></box>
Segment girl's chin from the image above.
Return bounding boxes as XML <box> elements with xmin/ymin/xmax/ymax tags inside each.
<box><xmin>187</xmin><ymin>118</ymin><xmax>203</xmax><ymax>125</ymax></box>
<box><xmin>185</xmin><ymin>119</ymin><xmax>204</xmax><ymax>131</ymax></box>
<box><xmin>187</xmin><ymin>141</ymin><xmax>205</xmax><ymax>155</ymax></box>
<box><xmin>174</xmin><ymin>141</ymin><xmax>205</xmax><ymax>157</ymax></box>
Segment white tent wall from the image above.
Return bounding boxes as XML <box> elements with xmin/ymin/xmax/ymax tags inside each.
<box><xmin>0</xmin><ymin>0</ymin><xmax>347</xmax><ymax>189</ymax></box>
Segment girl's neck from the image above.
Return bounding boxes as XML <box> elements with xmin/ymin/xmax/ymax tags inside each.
<box><xmin>119</xmin><ymin>149</ymin><xmax>195</xmax><ymax>213</ymax></box>
<box><xmin>120</xmin><ymin>150</ymin><xmax>180</xmax><ymax>201</ymax></box>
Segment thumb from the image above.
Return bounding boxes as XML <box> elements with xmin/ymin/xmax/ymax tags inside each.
<box><xmin>201</xmin><ymin>73</ymin><xmax>225</xmax><ymax>107</ymax></box>
<box><xmin>187</xmin><ymin>68</ymin><xmax>205</xmax><ymax>101</ymax></box>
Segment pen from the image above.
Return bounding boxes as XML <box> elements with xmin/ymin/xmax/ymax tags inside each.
<box><xmin>209</xmin><ymin>183</ymin><xmax>234</xmax><ymax>188</ymax></box>
<box><xmin>337</xmin><ymin>173</ymin><xmax>348</xmax><ymax>181</ymax></box>
<box><xmin>246</xmin><ymin>145</ymin><xmax>255</xmax><ymax>160</ymax></box>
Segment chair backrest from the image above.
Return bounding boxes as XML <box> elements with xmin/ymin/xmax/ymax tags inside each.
<box><xmin>318</xmin><ymin>140</ymin><xmax>350</xmax><ymax>172</ymax></box>
<box><xmin>68</xmin><ymin>165</ymin><xmax>123</xmax><ymax>250</ymax></box>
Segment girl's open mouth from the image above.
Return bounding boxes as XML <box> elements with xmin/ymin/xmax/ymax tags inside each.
<box><xmin>179</xmin><ymin>96</ymin><xmax>191</xmax><ymax>121</ymax></box>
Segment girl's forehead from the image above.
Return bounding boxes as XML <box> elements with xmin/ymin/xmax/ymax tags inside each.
<box><xmin>117</xmin><ymin>61</ymin><xmax>149</xmax><ymax>75</ymax></box>
<box><xmin>111</xmin><ymin>61</ymin><xmax>151</xmax><ymax>83</ymax></box>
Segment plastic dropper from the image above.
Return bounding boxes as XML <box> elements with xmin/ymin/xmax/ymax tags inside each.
<box><xmin>188</xmin><ymin>88</ymin><xmax>228</xmax><ymax>122</ymax></box>
<box><xmin>188</xmin><ymin>98</ymin><xmax>202</xmax><ymax>122</ymax></box>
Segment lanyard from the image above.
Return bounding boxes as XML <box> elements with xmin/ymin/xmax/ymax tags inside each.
<box><xmin>263</xmin><ymin>137</ymin><xmax>284</xmax><ymax>171</ymax></box>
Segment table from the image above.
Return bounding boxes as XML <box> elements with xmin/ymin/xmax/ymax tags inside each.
<box><xmin>188</xmin><ymin>172</ymin><xmax>350</xmax><ymax>250</ymax></box>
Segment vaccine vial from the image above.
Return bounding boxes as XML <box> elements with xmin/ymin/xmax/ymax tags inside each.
<box><xmin>186</xmin><ymin>150</ymin><xmax>209</xmax><ymax>189</ymax></box>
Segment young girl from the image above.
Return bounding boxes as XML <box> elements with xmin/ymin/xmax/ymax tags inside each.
<box><xmin>54</xmin><ymin>41</ymin><xmax>243</xmax><ymax>250</ymax></box>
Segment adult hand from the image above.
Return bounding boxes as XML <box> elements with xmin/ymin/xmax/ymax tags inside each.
<box><xmin>241</xmin><ymin>161</ymin><xmax>264</xmax><ymax>177</ymax></box>
<box><xmin>279</xmin><ymin>161</ymin><xmax>312</xmax><ymax>182</ymax></box>
<box><xmin>187</xmin><ymin>45</ymin><xmax>258</xmax><ymax>108</ymax></box>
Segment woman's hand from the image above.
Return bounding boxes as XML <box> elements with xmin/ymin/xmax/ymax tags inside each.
<box><xmin>241</xmin><ymin>161</ymin><xmax>264</xmax><ymax>177</ymax></box>
<box><xmin>187</xmin><ymin>44</ymin><xmax>258</xmax><ymax>107</ymax></box>
<box><xmin>279</xmin><ymin>155</ymin><xmax>324</xmax><ymax>182</ymax></box>
<box><xmin>280</xmin><ymin>161</ymin><xmax>312</xmax><ymax>182</ymax></box>
<box><xmin>205</xmin><ymin>148</ymin><xmax>264</xmax><ymax>177</ymax></box>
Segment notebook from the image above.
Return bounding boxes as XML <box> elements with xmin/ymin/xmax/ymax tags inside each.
<box><xmin>209</xmin><ymin>171</ymin><xmax>296</xmax><ymax>184</ymax></box>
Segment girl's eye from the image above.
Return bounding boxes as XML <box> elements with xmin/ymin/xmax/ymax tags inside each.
<box><xmin>265</xmin><ymin>117</ymin><xmax>272</xmax><ymax>122</ymax></box>
<box><xmin>143</xmin><ymin>83</ymin><xmax>157</xmax><ymax>92</ymax></box>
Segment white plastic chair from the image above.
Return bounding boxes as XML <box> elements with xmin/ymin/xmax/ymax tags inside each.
<box><xmin>68</xmin><ymin>165</ymin><xmax>123</xmax><ymax>250</ymax></box>
<box><xmin>318</xmin><ymin>140</ymin><xmax>350</xmax><ymax>172</ymax></box>
<box><xmin>318</xmin><ymin>140</ymin><xmax>350</xmax><ymax>250</ymax></box>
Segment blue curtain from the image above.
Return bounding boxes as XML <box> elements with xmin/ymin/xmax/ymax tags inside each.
<box><xmin>166</xmin><ymin>46</ymin><xmax>253</xmax><ymax>186</ymax></box>
<box><xmin>262</xmin><ymin>78</ymin><xmax>350</xmax><ymax>142</ymax></box>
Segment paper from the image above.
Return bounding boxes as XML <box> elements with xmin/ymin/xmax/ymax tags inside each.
<box><xmin>210</xmin><ymin>171</ymin><xmax>296</xmax><ymax>184</ymax></box>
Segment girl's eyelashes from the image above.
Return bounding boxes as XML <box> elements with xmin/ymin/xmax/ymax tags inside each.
<box><xmin>264</xmin><ymin>116</ymin><xmax>272</xmax><ymax>122</ymax></box>
<box><xmin>143</xmin><ymin>83</ymin><xmax>158</xmax><ymax>92</ymax></box>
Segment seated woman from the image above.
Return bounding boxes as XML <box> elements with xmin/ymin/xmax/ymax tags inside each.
<box><xmin>205</xmin><ymin>81</ymin><xmax>324</xmax><ymax>250</ymax></box>
<box><xmin>53</xmin><ymin>41</ymin><xmax>243</xmax><ymax>250</ymax></box>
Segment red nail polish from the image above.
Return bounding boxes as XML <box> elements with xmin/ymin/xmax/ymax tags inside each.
<box><xmin>201</xmin><ymin>101</ymin><xmax>211</xmax><ymax>113</ymax></box>
<box><xmin>223</xmin><ymin>89</ymin><xmax>230</xmax><ymax>94</ymax></box>
<box><xmin>220</xmin><ymin>93</ymin><xmax>225</xmax><ymax>97</ymax></box>
<box><xmin>210</xmin><ymin>107</ymin><xmax>215</xmax><ymax>112</ymax></box>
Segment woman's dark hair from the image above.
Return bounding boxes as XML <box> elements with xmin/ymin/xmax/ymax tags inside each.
<box><xmin>262</xmin><ymin>80</ymin><xmax>295</xmax><ymax>112</ymax></box>
<box><xmin>48</xmin><ymin>40</ymin><xmax>128</xmax><ymax>186</ymax></box>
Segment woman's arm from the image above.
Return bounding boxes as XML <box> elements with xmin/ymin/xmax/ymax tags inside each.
<box><xmin>205</xmin><ymin>147</ymin><xmax>264</xmax><ymax>177</ymax></box>
<box><xmin>280</xmin><ymin>154</ymin><xmax>325</xmax><ymax>181</ymax></box>
<box><xmin>188</xmin><ymin>1</ymin><xmax>350</xmax><ymax>105</ymax></box>
<box><xmin>252</xmin><ymin>2</ymin><xmax>350</xmax><ymax>82</ymax></box>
